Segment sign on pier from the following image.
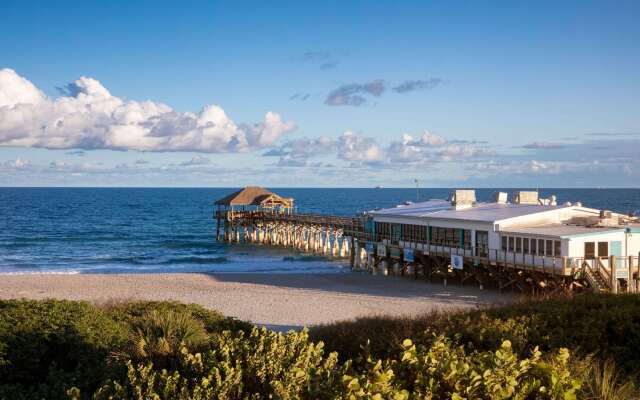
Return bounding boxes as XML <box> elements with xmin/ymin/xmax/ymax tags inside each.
<box><xmin>451</xmin><ymin>254</ymin><xmax>464</xmax><ymax>270</ymax></box>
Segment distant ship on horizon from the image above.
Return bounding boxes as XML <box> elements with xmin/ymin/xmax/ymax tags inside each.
<box><xmin>375</xmin><ymin>185</ymin><xmax>384</xmax><ymax>189</ymax></box>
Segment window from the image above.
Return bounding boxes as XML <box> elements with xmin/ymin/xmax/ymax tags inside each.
<box><xmin>391</xmin><ymin>224</ymin><xmax>401</xmax><ymax>243</ymax></box>
<box><xmin>585</xmin><ymin>242</ymin><xmax>595</xmax><ymax>259</ymax></box>
<box><xmin>476</xmin><ymin>231</ymin><xmax>489</xmax><ymax>257</ymax></box>
<box><xmin>598</xmin><ymin>242</ymin><xmax>608</xmax><ymax>258</ymax></box>
<box><xmin>523</xmin><ymin>238</ymin><xmax>529</xmax><ymax>254</ymax></box>
<box><xmin>508</xmin><ymin>237</ymin><xmax>515</xmax><ymax>252</ymax></box>
<box><xmin>538</xmin><ymin>239</ymin><xmax>545</xmax><ymax>256</ymax></box>
<box><xmin>554</xmin><ymin>240</ymin><xmax>561</xmax><ymax>257</ymax></box>
<box><xmin>463</xmin><ymin>230</ymin><xmax>471</xmax><ymax>248</ymax></box>
<box><xmin>501</xmin><ymin>236</ymin><xmax>507</xmax><ymax>251</ymax></box>
<box><xmin>516</xmin><ymin>237</ymin><xmax>522</xmax><ymax>253</ymax></box>
<box><xmin>545</xmin><ymin>240</ymin><xmax>553</xmax><ymax>256</ymax></box>
<box><xmin>530</xmin><ymin>238</ymin><xmax>537</xmax><ymax>255</ymax></box>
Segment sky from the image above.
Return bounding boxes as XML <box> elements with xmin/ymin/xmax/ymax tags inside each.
<box><xmin>0</xmin><ymin>0</ymin><xmax>639</xmax><ymax>187</ymax></box>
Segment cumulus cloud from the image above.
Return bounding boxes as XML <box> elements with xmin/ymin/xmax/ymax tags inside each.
<box><xmin>0</xmin><ymin>68</ymin><xmax>296</xmax><ymax>153</ymax></box>
<box><xmin>264</xmin><ymin>130</ymin><xmax>491</xmax><ymax>167</ymax></box>
<box><xmin>179</xmin><ymin>155</ymin><xmax>211</xmax><ymax>166</ymax></box>
<box><xmin>1</xmin><ymin>158</ymin><xmax>29</xmax><ymax>169</ymax></box>
<box><xmin>337</xmin><ymin>131</ymin><xmax>384</xmax><ymax>162</ymax></box>
<box><xmin>401</xmin><ymin>130</ymin><xmax>447</xmax><ymax>147</ymax></box>
<box><xmin>392</xmin><ymin>78</ymin><xmax>444</xmax><ymax>93</ymax></box>
<box><xmin>325</xmin><ymin>80</ymin><xmax>385</xmax><ymax>106</ymax></box>
<box><xmin>264</xmin><ymin>136</ymin><xmax>336</xmax><ymax>167</ymax></box>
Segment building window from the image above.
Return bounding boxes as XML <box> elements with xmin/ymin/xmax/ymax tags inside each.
<box><xmin>531</xmin><ymin>238</ymin><xmax>537</xmax><ymax>255</ymax></box>
<box><xmin>545</xmin><ymin>240</ymin><xmax>553</xmax><ymax>256</ymax></box>
<box><xmin>554</xmin><ymin>240</ymin><xmax>561</xmax><ymax>257</ymax></box>
<box><xmin>598</xmin><ymin>242</ymin><xmax>608</xmax><ymax>258</ymax></box>
<box><xmin>463</xmin><ymin>230</ymin><xmax>471</xmax><ymax>248</ymax></box>
<box><xmin>501</xmin><ymin>236</ymin><xmax>507</xmax><ymax>251</ymax></box>
<box><xmin>523</xmin><ymin>238</ymin><xmax>529</xmax><ymax>254</ymax></box>
<box><xmin>585</xmin><ymin>242</ymin><xmax>595</xmax><ymax>259</ymax></box>
<box><xmin>508</xmin><ymin>237</ymin><xmax>515</xmax><ymax>252</ymax></box>
<box><xmin>476</xmin><ymin>231</ymin><xmax>489</xmax><ymax>257</ymax></box>
<box><xmin>538</xmin><ymin>239</ymin><xmax>545</xmax><ymax>256</ymax></box>
<box><xmin>515</xmin><ymin>237</ymin><xmax>522</xmax><ymax>253</ymax></box>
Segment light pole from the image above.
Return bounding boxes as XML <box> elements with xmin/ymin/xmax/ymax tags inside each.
<box><xmin>414</xmin><ymin>179</ymin><xmax>420</xmax><ymax>202</ymax></box>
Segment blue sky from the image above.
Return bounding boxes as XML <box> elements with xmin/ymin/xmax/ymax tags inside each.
<box><xmin>0</xmin><ymin>0</ymin><xmax>639</xmax><ymax>187</ymax></box>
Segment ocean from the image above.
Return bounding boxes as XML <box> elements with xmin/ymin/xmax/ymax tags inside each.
<box><xmin>1</xmin><ymin>188</ymin><xmax>639</xmax><ymax>274</ymax></box>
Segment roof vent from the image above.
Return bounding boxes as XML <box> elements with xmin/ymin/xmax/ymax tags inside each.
<box><xmin>494</xmin><ymin>192</ymin><xmax>508</xmax><ymax>204</ymax></box>
<box><xmin>512</xmin><ymin>191</ymin><xmax>539</xmax><ymax>205</ymax></box>
<box><xmin>450</xmin><ymin>189</ymin><xmax>476</xmax><ymax>209</ymax></box>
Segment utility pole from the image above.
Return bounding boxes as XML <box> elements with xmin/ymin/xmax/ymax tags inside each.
<box><xmin>414</xmin><ymin>179</ymin><xmax>420</xmax><ymax>202</ymax></box>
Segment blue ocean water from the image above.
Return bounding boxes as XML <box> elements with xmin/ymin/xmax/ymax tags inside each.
<box><xmin>1</xmin><ymin>188</ymin><xmax>639</xmax><ymax>274</ymax></box>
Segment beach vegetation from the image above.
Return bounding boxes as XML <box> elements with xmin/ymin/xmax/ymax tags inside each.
<box><xmin>0</xmin><ymin>294</ymin><xmax>638</xmax><ymax>399</ymax></box>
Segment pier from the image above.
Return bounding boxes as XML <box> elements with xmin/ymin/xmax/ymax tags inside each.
<box><xmin>215</xmin><ymin>187</ymin><xmax>640</xmax><ymax>295</ymax></box>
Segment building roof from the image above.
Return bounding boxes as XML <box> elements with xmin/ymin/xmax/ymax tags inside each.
<box><xmin>371</xmin><ymin>200</ymin><xmax>569</xmax><ymax>223</ymax></box>
<box><xmin>500</xmin><ymin>224</ymin><xmax>623</xmax><ymax>238</ymax></box>
<box><xmin>215</xmin><ymin>186</ymin><xmax>292</xmax><ymax>206</ymax></box>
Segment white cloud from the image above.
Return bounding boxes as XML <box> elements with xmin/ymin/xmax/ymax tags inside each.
<box><xmin>179</xmin><ymin>155</ymin><xmax>211</xmax><ymax>166</ymax></box>
<box><xmin>0</xmin><ymin>68</ymin><xmax>296</xmax><ymax>153</ymax></box>
<box><xmin>337</xmin><ymin>131</ymin><xmax>384</xmax><ymax>163</ymax></box>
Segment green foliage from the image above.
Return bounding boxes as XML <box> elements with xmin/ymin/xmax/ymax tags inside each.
<box><xmin>2</xmin><ymin>295</ymin><xmax>639</xmax><ymax>399</ymax></box>
<box><xmin>310</xmin><ymin>293</ymin><xmax>640</xmax><ymax>374</ymax></box>
<box><xmin>579</xmin><ymin>358</ymin><xmax>639</xmax><ymax>400</ymax></box>
<box><xmin>0</xmin><ymin>299</ymin><xmax>127</xmax><ymax>400</ymax></box>
<box><xmin>102</xmin><ymin>300</ymin><xmax>252</xmax><ymax>335</ymax></box>
<box><xmin>93</xmin><ymin>330</ymin><xmax>583</xmax><ymax>399</ymax></box>
<box><xmin>120</xmin><ymin>309</ymin><xmax>209</xmax><ymax>369</ymax></box>
<box><xmin>0</xmin><ymin>299</ymin><xmax>250</xmax><ymax>400</ymax></box>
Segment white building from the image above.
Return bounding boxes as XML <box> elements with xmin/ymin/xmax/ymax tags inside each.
<box><xmin>367</xmin><ymin>190</ymin><xmax>640</xmax><ymax>290</ymax></box>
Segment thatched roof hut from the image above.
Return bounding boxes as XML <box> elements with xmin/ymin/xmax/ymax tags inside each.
<box><xmin>214</xmin><ymin>186</ymin><xmax>293</xmax><ymax>209</ymax></box>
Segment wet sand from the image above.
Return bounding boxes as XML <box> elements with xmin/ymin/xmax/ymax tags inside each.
<box><xmin>0</xmin><ymin>272</ymin><xmax>514</xmax><ymax>330</ymax></box>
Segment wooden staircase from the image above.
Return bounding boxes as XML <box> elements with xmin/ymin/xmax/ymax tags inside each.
<box><xmin>581</xmin><ymin>260</ymin><xmax>611</xmax><ymax>292</ymax></box>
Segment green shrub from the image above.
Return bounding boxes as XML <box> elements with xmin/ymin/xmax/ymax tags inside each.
<box><xmin>91</xmin><ymin>329</ymin><xmax>583</xmax><ymax>399</ymax></box>
<box><xmin>122</xmin><ymin>309</ymin><xmax>209</xmax><ymax>369</ymax></box>
<box><xmin>100</xmin><ymin>300</ymin><xmax>253</xmax><ymax>334</ymax></box>
<box><xmin>310</xmin><ymin>293</ymin><xmax>640</xmax><ymax>374</ymax></box>
<box><xmin>0</xmin><ymin>299</ymin><xmax>127</xmax><ymax>400</ymax></box>
<box><xmin>2</xmin><ymin>296</ymin><xmax>639</xmax><ymax>399</ymax></box>
<box><xmin>0</xmin><ymin>299</ymin><xmax>251</xmax><ymax>400</ymax></box>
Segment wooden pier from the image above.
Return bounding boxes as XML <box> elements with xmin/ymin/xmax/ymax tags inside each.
<box><xmin>214</xmin><ymin>187</ymin><xmax>639</xmax><ymax>295</ymax></box>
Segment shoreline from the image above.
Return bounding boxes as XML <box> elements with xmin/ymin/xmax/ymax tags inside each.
<box><xmin>0</xmin><ymin>272</ymin><xmax>515</xmax><ymax>329</ymax></box>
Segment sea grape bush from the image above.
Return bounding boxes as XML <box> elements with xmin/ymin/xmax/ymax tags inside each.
<box><xmin>1</xmin><ymin>296</ymin><xmax>638</xmax><ymax>399</ymax></box>
<box><xmin>89</xmin><ymin>329</ymin><xmax>581</xmax><ymax>399</ymax></box>
<box><xmin>310</xmin><ymin>293</ymin><xmax>640</xmax><ymax>374</ymax></box>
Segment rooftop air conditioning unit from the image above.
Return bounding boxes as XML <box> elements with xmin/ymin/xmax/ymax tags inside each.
<box><xmin>494</xmin><ymin>192</ymin><xmax>508</xmax><ymax>204</ymax></box>
<box><xmin>600</xmin><ymin>210</ymin><xmax>612</xmax><ymax>219</ymax></box>
<box><xmin>513</xmin><ymin>191</ymin><xmax>539</xmax><ymax>205</ymax></box>
<box><xmin>450</xmin><ymin>189</ymin><xmax>476</xmax><ymax>209</ymax></box>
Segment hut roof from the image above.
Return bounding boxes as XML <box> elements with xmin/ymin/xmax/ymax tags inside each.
<box><xmin>215</xmin><ymin>186</ymin><xmax>292</xmax><ymax>206</ymax></box>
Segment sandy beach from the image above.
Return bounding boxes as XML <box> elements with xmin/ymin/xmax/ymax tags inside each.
<box><xmin>0</xmin><ymin>272</ymin><xmax>514</xmax><ymax>330</ymax></box>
